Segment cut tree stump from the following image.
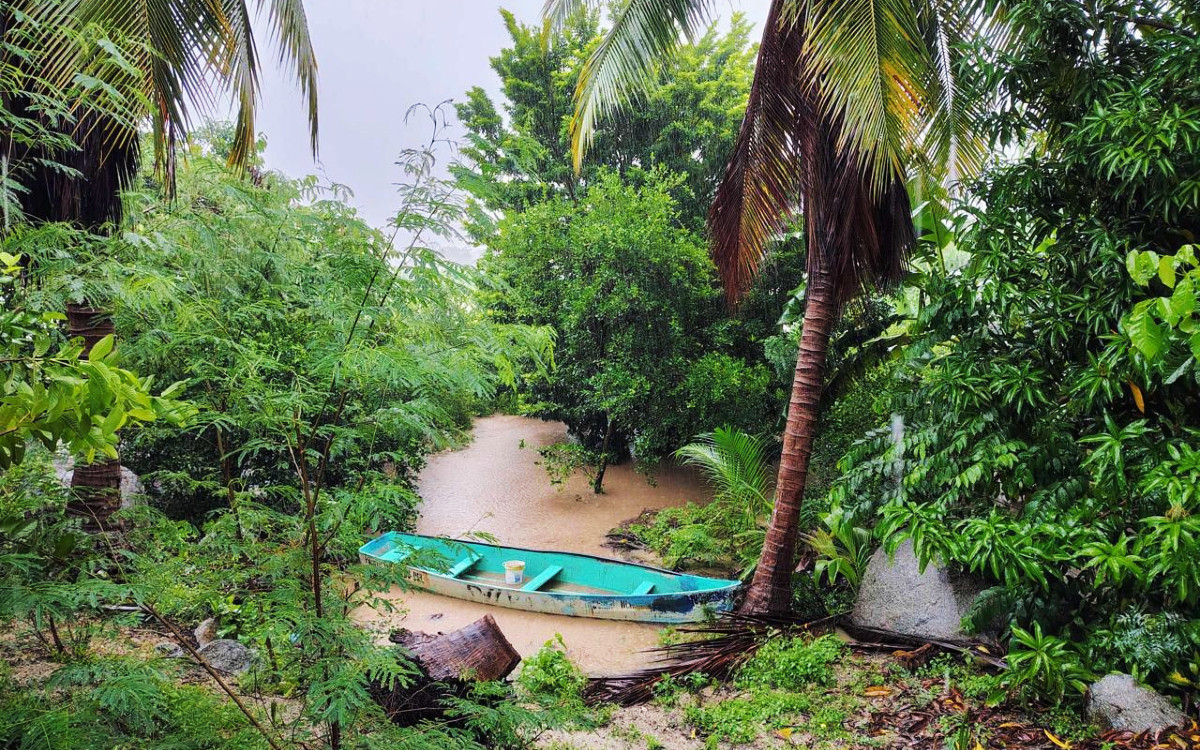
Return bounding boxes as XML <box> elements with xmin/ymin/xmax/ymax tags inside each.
<box><xmin>371</xmin><ymin>614</ymin><xmax>521</xmax><ymax>725</ymax></box>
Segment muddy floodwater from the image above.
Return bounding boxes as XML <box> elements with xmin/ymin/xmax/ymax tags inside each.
<box><xmin>355</xmin><ymin>414</ymin><xmax>713</xmax><ymax>674</ymax></box>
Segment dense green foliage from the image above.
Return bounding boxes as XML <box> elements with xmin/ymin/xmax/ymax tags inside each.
<box><xmin>482</xmin><ymin>171</ymin><xmax>773</xmax><ymax>464</ymax></box>
<box><xmin>1</xmin><ymin>120</ymin><xmax>557</xmax><ymax>748</ymax></box>
<box><xmin>832</xmin><ymin>0</ymin><xmax>1200</xmax><ymax>701</ymax></box>
<box><xmin>0</xmin><ymin>241</ymin><xmax>188</xmax><ymax>469</ymax></box>
<box><xmin>35</xmin><ymin>131</ymin><xmax>550</xmax><ymax>522</ymax></box>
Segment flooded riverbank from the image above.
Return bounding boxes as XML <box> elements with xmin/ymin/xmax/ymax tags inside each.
<box><xmin>355</xmin><ymin>414</ymin><xmax>713</xmax><ymax>674</ymax></box>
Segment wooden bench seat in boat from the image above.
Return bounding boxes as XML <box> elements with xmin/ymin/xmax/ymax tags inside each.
<box><xmin>447</xmin><ymin>553</ymin><xmax>482</xmax><ymax>579</ymax></box>
<box><xmin>631</xmin><ymin>581</ymin><xmax>655</xmax><ymax>595</ymax></box>
<box><xmin>521</xmin><ymin>565</ymin><xmax>563</xmax><ymax>592</ymax></box>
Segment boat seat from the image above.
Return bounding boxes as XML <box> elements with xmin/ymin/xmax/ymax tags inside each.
<box><xmin>631</xmin><ymin>581</ymin><xmax>655</xmax><ymax>596</ymax></box>
<box><xmin>521</xmin><ymin>565</ymin><xmax>563</xmax><ymax>592</ymax></box>
<box><xmin>447</xmin><ymin>553</ymin><xmax>482</xmax><ymax>579</ymax></box>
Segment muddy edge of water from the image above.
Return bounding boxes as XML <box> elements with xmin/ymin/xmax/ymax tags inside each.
<box><xmin>353</xmin><ymin>414</ymin><xmax>714</xmax><ymax>675</ymax></box>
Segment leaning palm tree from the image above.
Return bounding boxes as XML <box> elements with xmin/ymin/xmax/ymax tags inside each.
<box><xmin>3</xmin><ymin>0</ymin><xmax>317</xmax><ymax>529</ymax></box>
<box><xmin>545</xmin><ymin>0</ymin><xmax>1001</xmax><ymax>612</ymax></box>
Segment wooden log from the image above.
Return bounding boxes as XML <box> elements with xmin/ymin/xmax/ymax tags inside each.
<box><xmin>371</xmin><ymin>614</ymin><xmax>521</xmax><ymax>725</ymax></box>
<box><xmin>391</xmin><ymin>613</ymin><xmax>520</xmax><ymax>682</ymax></box>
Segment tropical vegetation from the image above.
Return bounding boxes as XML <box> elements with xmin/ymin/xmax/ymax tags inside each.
<box><xmin>4</xmin><ymin>0</ymin><xmax>1200</xmax><ymax>746</ymax></box>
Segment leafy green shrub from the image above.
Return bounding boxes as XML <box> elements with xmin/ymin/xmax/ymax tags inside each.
<box><xmin>482</xmin><ymin>170</ymin><xmax>778</xmax><ymax>470</ymax></box>
<box><xmin>1001</xmin><ymin>624</ymin><xmax>1094</xmax><ymax>703</ymax></box>
<box><xmin>735</xmin><ymin>634</ymin><xmax>846</xmax><ymax>691</ymax></box>
<box><xmin>518</xmin><ymin>635</ymin><xmax>587</xmax><ymax>705</ymax></box>
<box><xmin>801</xmin><ymin>505</ymin><xmax>873</xmax><ymax>588</ymax></box>
<box><xmin>625</xmin><ymin>427</ymin><xmax>773</xmax><ymax>573</ymax></box>
<box><xmin>651</xmin><ymin>672</ymin><xmax>711</xmax><ymax>707</ymax></box>
<box><xmin>0</xmin><ymin>657</ymin><xmax>268</xmax><ymax>750</ymax></box>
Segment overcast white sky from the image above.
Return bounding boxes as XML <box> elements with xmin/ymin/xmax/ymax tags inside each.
<box><xmin>247</xmin><ymin>0</ymin><xmax>771</xmax><ymax>241</ymax></box>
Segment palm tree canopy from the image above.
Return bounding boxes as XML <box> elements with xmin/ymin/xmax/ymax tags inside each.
<box><xmin>22</xmin><ymin>0</ymin><xmax>318</xmax><ymax>174</ymax></box>
<box><xmin>544</xmin><ymin>0</ymin><xmax>1003</xmax><ymax>300</ymax></box>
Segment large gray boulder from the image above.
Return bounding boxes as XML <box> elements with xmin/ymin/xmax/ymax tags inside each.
<box><xmin>851</xmin><ymin>539</ymin><xmax>985</xmax><ymax>642</ymax></box>
<box><xmin>1087</xmin><ymin>674</ymin><xmax>1187</xmax><ymax>733</ymax></box>
<box><xmin>196</xmin><ymin>639</ymin><xmax>253</xmax><ymax>674</ymax></box>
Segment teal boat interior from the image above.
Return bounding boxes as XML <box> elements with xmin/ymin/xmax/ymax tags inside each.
<box><xmin>360</xmin><ymin>532</ymin><xmax>739</xmax><ymax>598</ymax></box>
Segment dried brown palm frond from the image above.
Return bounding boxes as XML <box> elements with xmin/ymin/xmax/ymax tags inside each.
<box><xmin>583</xmin><ymin>612</ymin><xmax>1009</xmax><ymax>707</ymax></box>
<box><xmin>583</xmin><ymin>611</ymin><xmax>838</xmax><ymax>706</ymax></box>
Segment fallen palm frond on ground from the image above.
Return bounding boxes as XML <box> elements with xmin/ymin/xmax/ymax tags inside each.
<box><xmin>584</xmin><ymin>612</ymin><xmax>840</xmax><ymax>705</ymax></box>
<box><xmin>584</xmin><ymin>612</ymin><xmax>1003</xmax><ymax>706</ymax></box>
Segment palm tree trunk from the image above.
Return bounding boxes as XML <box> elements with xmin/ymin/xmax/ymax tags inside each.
<box><xmin>66</xmin><ymin>303</ymin><xmax>123</xmax><ymax>532</ymax></box>
<box><xmin>740</xmin><ymin>258</ymin><xmax>837</xmax><ymax>614</ymax></box>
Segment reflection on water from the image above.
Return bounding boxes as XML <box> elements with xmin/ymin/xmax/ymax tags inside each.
<box><xmin>354</xmin><ymin>414</ymin><xmax>713</xmax><ymax>674</ymax></box>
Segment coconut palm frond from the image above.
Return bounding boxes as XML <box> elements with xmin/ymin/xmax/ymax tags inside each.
<box><xmin>253</xmin><ymin>0</ymin><xmax>318</xmax><ymax>156</ymax></box>
<box><xmin>910</xmin><ymin>0</ymin><xmax>1005</xmax><ymax>198</ymax></box>
<box><xmin>707</xmin><ymin>0</ymin><xmax>806</xmax><ymax>301</ymax></box>
<box><xmin>793</xmin><ymin>0</ymin><xmax>929</xmax><ymax>195</ymax></box>
<box><xmin>31</xmin><ymin>0</ymin><xmax>220</xmax><ymax>164</ymax></box>
<box><xmin>674</xmin><ymin>427</ymin><xmax>772</xmax><ymax>515</ymax></box>
<box><xmin>26</xmin><ymin>0</ymin><xmax>317</xmax><ymax>174</ymax></box>
<box><xmin>542</xmin><ymin>0</ymin><xmax>591</xmax><ymax>32</ymax></box>
<box><xmin>567</xmin><ymin>0</ymin><xmax>714</xmax><ymax>171</ymax></box>
<box><xmin>221</xmin><ymin>0</ymin><xmax>261</xmax><ymax>170</ymax></box>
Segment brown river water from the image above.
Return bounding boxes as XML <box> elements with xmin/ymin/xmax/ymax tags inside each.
<box><xmin>354</xmin><ymin>414</ymin><xmax>713</xmax><ymax>674</ymax></box>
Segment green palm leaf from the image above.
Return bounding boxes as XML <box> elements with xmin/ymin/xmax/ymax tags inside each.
<box><xmin>23</xmin><ymin>0</ymin><xmax>317</xmax><ymax>174</ymax></box>
<box><xmin>794</xmin><ymin>0</ymin><xmax>929</xmax><ymax>191</ymax></box>
<box><xmin>544</xmin><ymin>0</ymin><xmax>715</xmax><ymax>171</ymax></box>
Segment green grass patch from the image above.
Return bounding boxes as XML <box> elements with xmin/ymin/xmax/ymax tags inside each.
<box><xmin>735</xmin><ymin>633</ymin><xmax>846</xmax><ymax>691</ymax></box>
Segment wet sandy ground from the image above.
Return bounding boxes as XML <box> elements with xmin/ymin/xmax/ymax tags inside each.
<box><xmin>354</xmin><ymin>414</ymin><xmax>712</xmax><ymax>674</ymax></box>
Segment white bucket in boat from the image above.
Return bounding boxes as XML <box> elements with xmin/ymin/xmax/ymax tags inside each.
<box><xmin>503</xmin><ymin>560</ymin><xmax>526</xmax><ymax>585</ymax></box>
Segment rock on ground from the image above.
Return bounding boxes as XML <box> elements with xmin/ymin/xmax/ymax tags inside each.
<box><xmin>850</xmin><ymin>539</ymin><xmax>985</xmax><ymax>642</ymax></box>
<box><xmin>155</xmin><ymin>641</ymin><xmax>185</xmax><ymax>658</ymax></box>
<box><xmin>194</xmin><ymin>618</ymin><xmax>218</xmax><ymax>648</ymax></box>
<box><xmin>1087</xmin><ymin>673</ymin><xmax>1187</xmax><ymax>732</ymax></box>
<box><xmin>196</xmin><ymin>639</ymin><xmax>252</xmax><ymax>674</ymax></box>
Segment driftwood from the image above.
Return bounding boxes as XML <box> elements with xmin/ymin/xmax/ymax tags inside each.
<box><xmin>392</xmin><ymin>613</ymin><xmax>521</xmax><ymax>681</ymax></box>
<box><xmin>371</xmin><ymin>614</ymin><xmax>520</xmax><ymax>725</ymax></box>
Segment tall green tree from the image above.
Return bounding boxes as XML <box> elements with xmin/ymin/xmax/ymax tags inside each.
<box><xmin>546</xmin><ymin>0</ymin><xmax>1002</xmax><ymax>612</ymax></box>
<box><xmin>453</xmin><ymin>7</ymin><xmax>755</xmax><ymax>237</ymax></box>
<box><xmin>484</xmin><ymin>169</ymin><xmax>774</xmax><ymax>489</ymax></box>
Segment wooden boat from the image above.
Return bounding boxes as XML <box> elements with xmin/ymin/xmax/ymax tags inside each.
<box><xmin>359</xmin><ymin>532</ymin><xmax>741</xmax><ymax>624</ymax></box>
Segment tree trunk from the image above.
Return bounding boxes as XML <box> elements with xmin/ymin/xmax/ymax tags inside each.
<box><xmin>65</xmin><ymin>303</ymin><xmax>123</xmax><ymax>532</ymax></box>
<box><xmin>592</xmin><ymin>413</ymin><xmax>615</xmax><ymax>494</ymax></box>
<box><xmin>740</xmin><ymin>259</ymin><xmax>838</xmax><ymax>614</ymax></box>
<box><xmin>373</xmin><ymin>615</ymin><xmax>521</xmax><ymax>725</ymax></box>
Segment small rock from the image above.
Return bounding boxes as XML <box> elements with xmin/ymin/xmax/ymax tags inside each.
<box><xmin>155</xmin><ymin>641</ymin><xmax>184</xmax><ymax>658</ymax></box>
<box><xmin>196</xmin><ymin>639</ymin><xmax>253</xmax><ymax>674</ymax></box>
<box><xmin>194</xmin><ymin>617</ymin><xmax>219</xmax><ymax>647</ymax></box>
<box><xmin>851</xmin><ymin>539</ymin><xmax>986</xmax><ymax>642</ymax></box>
<box><xmin>1087</xmin><ymin>673</ymin><xmax>1187</xmax><ymax>733</ymax></box>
